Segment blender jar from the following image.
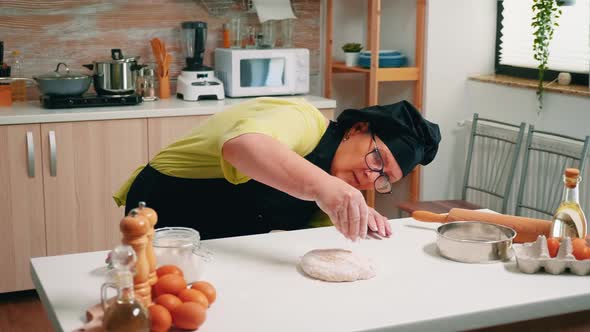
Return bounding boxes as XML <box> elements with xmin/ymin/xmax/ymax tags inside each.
<box><xmin>181</xmin><ymin>25</ymin><xmax>195</xmax><ymax>60</ymax></box>
<box><xmin>180</xmin><ymin>21</ymin><xmax>207</xmax><ymax>70</ymax></box>
<box><xmin>153</xmin><ymin>227</ymin><xmax>212</xmax><ymax>283</ymax></box>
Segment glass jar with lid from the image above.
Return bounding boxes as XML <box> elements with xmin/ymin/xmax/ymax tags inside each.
<box><xmin>228</xmin><ymin>12</ymin><xmax>244</xmax><ymax>48</ymax></box>
<box><xmin>141</xmin><ymin>67</ymin><xmax>156</xmax><ymax>101</ymax></box>
<box><xmin>153</xmin><ymin>227</ymin><xmax>211</xmax><ymax>283</ymax></box>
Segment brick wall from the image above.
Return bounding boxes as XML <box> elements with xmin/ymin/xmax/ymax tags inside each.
<box><xmin>0</xmin><ymin>0</ymin><xmax>321</xmax><ymax>98</ymax></box>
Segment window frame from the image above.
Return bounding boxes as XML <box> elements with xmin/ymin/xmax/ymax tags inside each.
<box><xmin>494</xmin><ymin>1</ymin><xmax>590</xmax><ymax>86</ymax></box>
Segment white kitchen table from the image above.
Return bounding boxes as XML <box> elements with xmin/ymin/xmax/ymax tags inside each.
<box><xmin>31</xmin><ymin>217</ymin><xmax>590</xmax><ymax>332</ymax></box>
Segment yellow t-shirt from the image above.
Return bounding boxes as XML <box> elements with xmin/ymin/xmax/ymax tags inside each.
<box><xmin>113</xmin><ymin>97</ymin><xmax>328</xmax><ymax>207</ymax></box>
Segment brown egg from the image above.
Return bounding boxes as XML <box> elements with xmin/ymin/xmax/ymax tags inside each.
<box><xmin>171</xmin><ymin>302</ymin><xmax>207</xmax><ymax>330</ymax></box>
<box><xmin>190</xmin><ymin>281</ymin><xmax>217</xmax><ymax>305</ymax></box>
<box><xmin>154</xmin><ymin>274</ymin><xmax>187</xmax><ymax>296</ymax></box>
<box><xmin>156</xmin><ymin>265</ymin><xmax>184</xmax><ymax>278</ymax></box>
<box><xmin>149</xmin><ymin>304</ymin><xmax>172</xmax><ymax>332</ymax></box>
<box><xmin>155</xmin><ymin>294</ymin><xmax>183</xmax><ymax>312</ymax></box>
<box><xmin>572</xmin><ymin>238</ymin><xmax>589</xmax><ymax>260</ymax></box>
<box><xmin>178</xmin><ymin>288</ymin><xmax>209</xmax><ymax>308</ymax></box>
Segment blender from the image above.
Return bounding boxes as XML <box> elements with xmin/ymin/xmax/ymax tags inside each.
<box><xmin>176</xmin><ymin>21</ymin><xmax>225</xmax><ymax>101</ymax></box>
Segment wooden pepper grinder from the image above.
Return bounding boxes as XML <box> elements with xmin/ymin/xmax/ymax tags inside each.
<box><xmin>134</xmin><ymin>202</ymin><xmax>158</xmax><ymax>287</ymax></box>
<box><xmin>120</xmin><ymin>210</ymin><xmax>151</xmax><ymax>307</ymax></box>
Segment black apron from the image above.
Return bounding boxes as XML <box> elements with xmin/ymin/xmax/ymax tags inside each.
<box><xmin>125</xmin><ymin>121</ymin><xmax>344</xmax><ymax>240</ymax></box>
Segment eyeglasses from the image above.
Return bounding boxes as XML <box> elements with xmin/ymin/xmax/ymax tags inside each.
<box><xmin>365</xmin><ymin>129</ymin><xmax>392</xmax><ymax>194</ymax></box>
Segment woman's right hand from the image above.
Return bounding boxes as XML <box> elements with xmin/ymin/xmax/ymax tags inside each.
<box><xmin>367</xmin><ymin>207</ymin><xmax>391</xmax><ymax>237</ymax></box>
<box><xmin>314</xmin><ymin>177</ymin><xmax>369</xmax><ymax>241</ymax></box>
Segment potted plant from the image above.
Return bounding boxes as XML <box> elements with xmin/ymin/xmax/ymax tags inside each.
<box><xmin>531</xmin><ymin>0</ymin><xmax>571</xmax><ymax>113</ymax></box>
<box><xmin>342</xmin><ymin>43</ymin><xmax>363</xmax><ymax>67</ymax></box>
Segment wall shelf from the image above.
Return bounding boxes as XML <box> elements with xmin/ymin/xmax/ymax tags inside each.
<box><xmin>332</xmin><ymin>62</ymin><xmax>370</xmax><ymax>73</ymax></box>
<box><xmin>332</xmin><ymin>62</ymin><xmax>420</xmax><ymax>82</ymax></box>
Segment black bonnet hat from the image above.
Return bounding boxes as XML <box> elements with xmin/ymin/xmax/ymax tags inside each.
<box><xmin>337</xmin><ymin>100</ymin><xmax>441</xmax><ymax>177</ymax></box>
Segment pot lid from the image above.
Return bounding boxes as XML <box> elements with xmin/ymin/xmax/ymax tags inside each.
<box><xmin>35</xmin><ymin>62</ymin><xmax>90</xmax><ymax>80</ymax></box>
<box><xmin>94</xmin><ymin>48</ymin><xmax>140</xmax><ymax>63</ymax></box>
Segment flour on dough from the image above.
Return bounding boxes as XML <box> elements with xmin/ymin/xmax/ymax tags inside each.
<box><xmin>299</xmin><ymin>249</ymin><xmax>376</xmax><ymax>282</ymax></box>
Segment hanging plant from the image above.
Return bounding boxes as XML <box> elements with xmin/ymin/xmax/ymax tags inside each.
<box><xmin>531</xmin><ymin>0</ymin><xmax>562</xmax><ymax>114</ymax></box>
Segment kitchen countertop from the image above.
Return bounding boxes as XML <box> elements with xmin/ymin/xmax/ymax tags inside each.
<box><xmin>0</xmin><ymin>95</ymin><xmax>336</xmax><ymax>125</ymax></box>
<box><xmin>30</xmin><ymin>216</ymin><xmax>590</xmax><ymax>332</ymax></box>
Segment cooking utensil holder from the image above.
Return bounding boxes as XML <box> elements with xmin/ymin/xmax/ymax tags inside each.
<box><xmin>0</xmin><ymin>84</ymin><xmax>12</xmax><ymax>106</ymax></box>
<box><xmin>158</xmin><ymin>76</ymin><xmax>170</xmax><ymax>99</ymax></box>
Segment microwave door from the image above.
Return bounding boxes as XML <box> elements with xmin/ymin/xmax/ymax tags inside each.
<box><xmin>238</xmin><ymin>56</ymin><xmax>294</xmax><ymax>96</ymax></box>
<box><xmin>240</xmin><ymin>58</ymin><xmax>272</xmax><ymax>87</ymax></box>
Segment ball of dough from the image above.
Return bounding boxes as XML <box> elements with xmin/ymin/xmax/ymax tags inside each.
<box><xmin>299</xmin><ymin>249</ymin><xmax>376</xmax><ymax>282</ymax></box>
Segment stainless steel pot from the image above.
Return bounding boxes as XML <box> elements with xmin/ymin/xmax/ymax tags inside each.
<box><xmin>83</xmin><ymin>49</ymin><xmax>145</xmax><ymax>96</ymax></box>
<box><xmin>436</xmin><ymin>221</ymin><xmax>516</xmax><ymax>263</ymax></box>
<box><xmin>0</xmin><ymin>62</ymin><xmax>92</xmax><ymax>96</ymax></box>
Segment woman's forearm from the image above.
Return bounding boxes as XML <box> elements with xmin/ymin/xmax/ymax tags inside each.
<box><xmin>222</xmin><ymin>133</ymin><xmax>333</xmax><ymax>201</ymax></box>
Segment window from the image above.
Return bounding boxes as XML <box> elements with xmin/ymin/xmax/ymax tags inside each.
<box><xmin>495</xmin><ymin>0</ymin><xmax>589</xmax><ymax>86</ymax></box>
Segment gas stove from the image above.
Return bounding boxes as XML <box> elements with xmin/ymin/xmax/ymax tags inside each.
<box><xmin>41</xmin><ymin>94</ymin><xmax>142</xmax><ymax>109</ymax></box>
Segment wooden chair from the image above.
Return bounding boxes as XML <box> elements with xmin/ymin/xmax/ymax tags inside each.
<box><xmin>515</xmin><ymin>126</ymin><xmax>590</xmax><ymax>219</ymax></box>
<box><xmin>397</xmin><ymin>113</ymin><xmax>526</xmax><ymax>216</ymax></box>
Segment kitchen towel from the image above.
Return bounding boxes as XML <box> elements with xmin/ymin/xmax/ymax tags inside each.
<box><xmin>252</xmin><ymin>0</ymin><xmax>296</xmax><ymax>23</ymax></box>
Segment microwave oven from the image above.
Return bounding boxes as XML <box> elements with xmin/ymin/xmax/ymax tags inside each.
<box><xmin>214</xmin><ymin>48</ymin><xmax>309</xmax><ymax>98</ymax></box>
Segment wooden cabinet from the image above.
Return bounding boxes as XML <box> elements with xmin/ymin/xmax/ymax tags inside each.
<box><xmin>0</xmin><ymin>124</ymin><xmax>46</xmax><ymax>292</ymax></box>
<box><xmin>148</xmin><ymin>115</ymin><xmax>210</xmax><ymax>159</ymax></box>
<box><xmin>41</xmin><ymin>119</ymin><xmax>148</xmax><ymax>256</ymax></box>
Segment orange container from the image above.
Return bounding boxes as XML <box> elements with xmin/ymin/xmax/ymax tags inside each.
<box><xmin>159</xmin><ymin>76</ymin><xmax>171</xmax><ymax>99</ymax></box>
<box><xmin>0</xmin><ymin>84</ymin><xmax>12</xmax><ymax>106</ymax></box>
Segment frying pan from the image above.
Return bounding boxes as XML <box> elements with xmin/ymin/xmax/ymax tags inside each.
<box><xmin>0</xmin><ymin>62</ymin><xmax>92</xmax><ymax>96</ymax></box>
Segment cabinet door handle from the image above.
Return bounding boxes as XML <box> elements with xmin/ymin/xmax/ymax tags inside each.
<box><xmin>49</xmin><ymin>130</ymin><xmax>57</xmax><ymax>177</ymax></box>
<box><xmin>26</xmin><ymin>131</ymin><xmax>35</xmax><ymax>178</ymax></box>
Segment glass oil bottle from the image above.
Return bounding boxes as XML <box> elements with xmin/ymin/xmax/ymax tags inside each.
<box><xmin>10</xmin><ymin>50</ymin><xmax>26</xmax><ymax>102</ymax></box>
<box><xmin>550</xmin><ymin>168</ymin><xmax>587</xmax><ymax>239</ymax></box>
<box><xmin>101</xmin><ymin>245</ymin><xmax>149</xmax><ymax>332</ymax></box>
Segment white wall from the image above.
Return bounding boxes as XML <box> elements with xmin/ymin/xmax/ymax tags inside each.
<box><xmin>421</xmin><ymin>0</ymin><xmax>498</xmax><ymax>201</ymax></box>
<box><xmin>327</xmin><ymin>0</ymin><xmax>590</xmax><ymax>216</ymax></box>
<box><xmin>421</xmin><ymin>0</ymin><xmax>590</xmax><ymax>205</ymax></box>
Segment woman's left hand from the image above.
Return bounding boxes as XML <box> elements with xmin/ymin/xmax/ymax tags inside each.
<box><xmin>366</xmin><ymin>207</ymin><xmax>392</xmax><ymax>238</ymax></box>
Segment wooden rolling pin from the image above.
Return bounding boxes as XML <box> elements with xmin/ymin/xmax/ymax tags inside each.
<box><xmin>412</xmin><ymin>208</ymin><xmax>551</xmax><ymax>243</ymax></box>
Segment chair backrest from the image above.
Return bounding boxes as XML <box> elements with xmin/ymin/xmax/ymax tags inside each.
<box><xmin>461</xmin><ymin>113</ymin><xmax>526</xmax><ymax>213</ymax></box>
<box><xmin>515</xmin><ymin>126</ymin><xmax>590</xmax><ymax>219</ymax></box>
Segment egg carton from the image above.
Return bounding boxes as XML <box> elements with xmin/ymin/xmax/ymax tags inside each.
<box><xmin>513</xmin><ymin>235</ymin><xmax>590</xmax><ymax>276</ymax></box>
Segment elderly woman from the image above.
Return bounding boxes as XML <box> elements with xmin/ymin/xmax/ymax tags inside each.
<box><xmin>114</xmin><ymin>97</ymin><xmax>440</xmax><ymax>241</ymax></box>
